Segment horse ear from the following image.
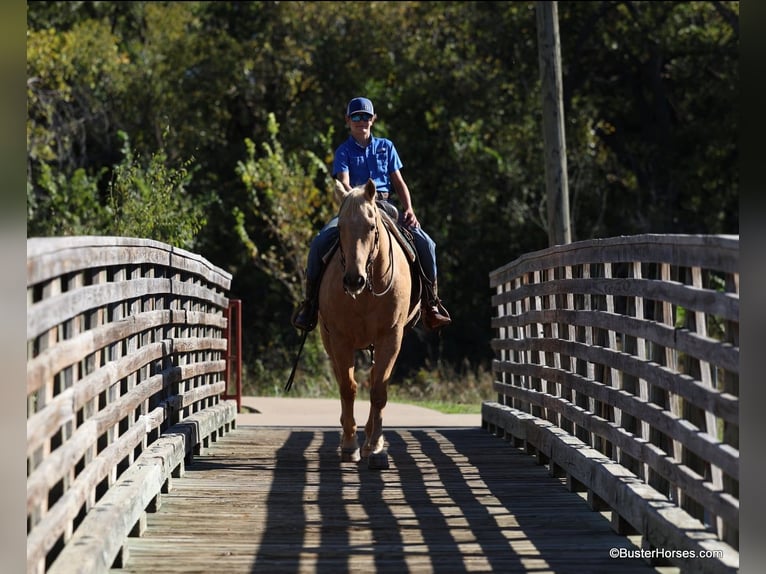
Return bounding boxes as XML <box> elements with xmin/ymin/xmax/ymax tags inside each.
<box><xmin>364</xmin><ymin>179</ymin><xmax>376</xmax><ymax>202</ymax></box>
<box><xmin>334</xmin><ymin>179</ymin><xmax>348</xmax><ymax>204</ymax></box>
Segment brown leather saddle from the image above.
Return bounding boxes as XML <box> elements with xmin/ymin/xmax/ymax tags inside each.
<box><xmin>377</xmin><ymin>204</ymin><xmax>423</xmax><ymax>329</ymax></box>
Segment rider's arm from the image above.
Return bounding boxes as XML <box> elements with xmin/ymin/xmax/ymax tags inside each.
<box><xmin>336</xmin><ymin>171</ymin><xmax>351</xmax><ymax>191</ymax></box>
<box><xmin>390</xmin><ymin>170</ymin><xmax>419</xmax><ymax>228</ymax></box>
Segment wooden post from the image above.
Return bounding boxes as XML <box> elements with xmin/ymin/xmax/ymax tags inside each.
<box><xmin>536</xmin><ymin>1</ymin><xmax>571</xmax><ymax>247</ymax></box>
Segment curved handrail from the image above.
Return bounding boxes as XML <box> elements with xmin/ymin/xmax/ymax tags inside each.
<box><xmin>484</xmin><ymin>233</ymin><xmax>739</xmax><ymax>573</ymax></box>
<box><xmin>26</xmin><ymin>236</ymin><xmax>237</xmax><ymax>573</ymax></box>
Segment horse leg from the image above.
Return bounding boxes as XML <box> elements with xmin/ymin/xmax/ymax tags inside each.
<box><xmin>331</xmin><ymin>346</ymin><xmax>361</xmax><ymax>463</ymax></box>
<box><xmin>339</xmin><ymin>377</ymin><xmax>360</xmax><ymax>463</ymax></box>
<box><xmin>362</xmin><ymin>371</ymin><xmax>387</xmax><ymax>460</ymax></box>
<box><xmin>363</xmin><ymin>336</ymin><xmax>402</xmax><ymax>470</ymax></box>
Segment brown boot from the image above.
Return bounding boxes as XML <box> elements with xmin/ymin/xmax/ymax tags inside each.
<box><xmin>422</xmin><ymin>280</ymin><xmax>451</xmax><ymax>330</ymax></box>
<box><xmin>291</xmin><ymin>279</ymin><xmax>319</xmax><ymax>332</ymax></box>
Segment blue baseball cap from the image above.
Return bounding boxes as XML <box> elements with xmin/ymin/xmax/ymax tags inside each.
<box><xmin>346</xmin><ymin>97</ymin><xmax>375</xmax><ymax>117</ymax></box>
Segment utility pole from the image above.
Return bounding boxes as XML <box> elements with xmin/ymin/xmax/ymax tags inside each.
<box><xmin>536</xmin><ymin>1</ymin><xmax>571</xmax><ymax>246</ymax></box>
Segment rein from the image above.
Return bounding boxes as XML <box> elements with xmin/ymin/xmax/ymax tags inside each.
<box><xmin>338</xmin><ymin>208</ymin><xmax>396</xmax><ymax>297</ymax></box>
<box><xmin>369</xmin><ymin>222</ymin><xmax>396</xmax><ymax>296</ymax></box>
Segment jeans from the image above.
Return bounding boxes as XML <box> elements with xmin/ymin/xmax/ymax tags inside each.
<box><xmin>305</xmin><ymin>213</ymin><xmax>437</xmax><ymax>287</ymax></box>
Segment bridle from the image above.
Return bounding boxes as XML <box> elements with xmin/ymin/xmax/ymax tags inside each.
<box><xmin>338</xmin><ymin>204</ymin><xmax>396</xmax><ymax>297</ymax></box>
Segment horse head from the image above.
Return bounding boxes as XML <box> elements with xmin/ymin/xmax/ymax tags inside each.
<box><xmin>335</xmin><ymin>179</ymin><xmax>380</xmax><ymax>298</ymax></box>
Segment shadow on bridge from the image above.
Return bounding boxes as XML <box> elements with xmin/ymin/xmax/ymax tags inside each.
<box><xmin>236</xmin><ymin>427</ymin><xmax>662</xmax><ymax>574</ymax></box>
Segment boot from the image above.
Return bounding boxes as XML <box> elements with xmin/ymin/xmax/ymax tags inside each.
<box><xmin>422</xmin><ymin>280</ymin><xmax>451</xmax><ymax>330</ymax></box>
<box><xmin>291</xmin><ymin>280</ymin><xmax>319</xmax><ymax>332</ymax></box>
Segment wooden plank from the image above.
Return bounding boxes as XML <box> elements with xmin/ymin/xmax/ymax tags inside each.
<box><xmin>27</xmin><ymin>237</ymin><xmax>232</xmax><ymax>289</ymax></box>
<box><xmin>491</xmin><ymin>277</ymin><xmax>738</xmax><ymax>323</ymax></box>
<box><xmin>26</xmin><ymin>311</ymin><xmax>229</xmax><ymax>396</ymax></box>
<box><xmin>45</xmin><ymin>402</ymin><xmax>236</xmax><ymax>574</ymax></box>
<box><xmin>172</xmin><ymin>380</ymin><xmax>227</xmax><ymax>411</ymax></box>
<box><xmin>112</xmin><ymin>425</ymin><xmax>667</xmax><ymax>574</ymax></box>
<box><xmin>492</xmin><ymin>368</ymin><xmax>738</xmax><ymax>481</ymax></box>
<box><xmin>28</xmin><ymin>279</ymin><xmax>229</xmax><ymax>340</ymax></box>
<box><xmin>27</xmin><ymin>350</ymin><xmax>166</xmax><ymax>456</ymax></box>
<box><xmin>27</xmin><ymin>236</ymin><xmax>235</xmax><ymax>573</ymax></box>
<box><xmin>29</xmin><ymin>343</ymin><xmax>227</xmax><ymax>455</ymax></box>
<box><xmin>171</xmin><ymin>337</ymin><xmax>228</xmax><ymax>353</ymax></box>
<box><xmin>489</xmin><ymin>234</ymin><xmax>738</xmax><ymax>286</ymax></box>
<box><xmin>483</xmin><ymin>402</ymin><xmax>738</xmax><ymax>574</ymax></box>
<box><xmin>491</xmin><ymin>308</ymin><xmax>739</xmax><ymax>377</ymax></box>
<box><xmin>27</xmin><ymin>412</ymin><xmax>165</xmax><ymax>568</ymax></box>
<box><xmin>492</xmin><ymin>336</ymin><xmax>738</xmax><ymax>425</ymax></box>
<box><xmin>490</xmin><ymin>384</ymin><xmax>738</xmax><ymax>526</ymax></box>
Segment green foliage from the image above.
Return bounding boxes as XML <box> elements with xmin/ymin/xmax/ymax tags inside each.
<box><xmin>242</xmin><ymin>332</ymin><xmax>336</xmax><ymax>399</ymax></box>
<box><xmin>234</xmin><ymin>112</ymin><xmax>336</xmax><ymax>303</ymax></box>
<box><xmin>27</xmin><ymin>128</ymin><xmax>208</xmax><ymax>248</ymax></box>
<box><xmin>27</xmin><ymin>162</ymin><xmax>107</xmax><ymax>236</ymax></box>
<box><xmin>232</xmin><ymin>113</ymin><xmax>338</xmax><ymax>385</ymax></box>
<box><xmin>27</xmin><ymin>1</ymin><xmax>739</xmax><ymax>389</ymax></box>
<box><xmin>104</xmin><ymin>131</ymin><xmax>208</xmax><ymax>248</ymax></box>
<box><xmin>27</xmin><ymin>18</ymin><xmax>127</xmax><ymax>171</ymax></box>
<box><xmin>559</xmin><ymin>1</ymin><xmax>739</xmax><ymax>235</ymax></box>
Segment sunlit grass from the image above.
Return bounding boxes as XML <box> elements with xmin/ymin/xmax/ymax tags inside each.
<box><xmin>242</xmin><ymin>355</ymin><xmax>495</xmax><ymax>414</ymax></box>
<box><xmin>390</xmin><ymin>398</ymin><xmax>482</xmax><ymax>414</ymax></box>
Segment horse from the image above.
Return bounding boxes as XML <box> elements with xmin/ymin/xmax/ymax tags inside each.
<box><xmin>318</xmin><ymin>178</ymin><xmax>419</xmax><ymax>470</ymax></box>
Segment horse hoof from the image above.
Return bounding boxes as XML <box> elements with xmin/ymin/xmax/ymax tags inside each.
<box><xmin>341</xmin><ymin>448</ymin><xmax>361</xmax><ymax>463</ymax></box>
<box><xmin>367</xmin><ymin>450</ymin><xmax>389</xmax><ymax>470</ymax></box>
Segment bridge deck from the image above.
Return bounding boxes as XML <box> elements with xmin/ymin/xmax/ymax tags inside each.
<box><xmin>112</xmin><ymin>425</ymin><xmax>673</xmax><ymax>573</ymax></box>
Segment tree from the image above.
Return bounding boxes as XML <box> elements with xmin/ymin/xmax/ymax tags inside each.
<box><xmin>558</xmin><ymin>1</ymin><xmax>738</xmax><ymax>236</ymax></box>
<box><xmin>234</xmin><ymin>113</ymin><xmax>335</xmax><ymax>304</ymax></box>
<box><xmin>27</xmin><ymin>1</ymin><xmax>738</xmax><ymax>382</ymax></box>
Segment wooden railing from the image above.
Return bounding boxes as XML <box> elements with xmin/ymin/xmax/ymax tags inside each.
<box><xmin>26</xmin><ymin>236</ymin><xmax>238</xmax><ymax>574</ymax></box>
<box><xmin>483</xmin><ymin>234</ymin><xmax>739</xmax><ymax>574</ymax></box>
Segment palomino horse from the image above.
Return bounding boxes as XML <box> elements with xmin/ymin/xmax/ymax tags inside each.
<box><xmin>318</xmin><ymin>178</ymin><xmax>419</xmax><ymax>469</ymax></box>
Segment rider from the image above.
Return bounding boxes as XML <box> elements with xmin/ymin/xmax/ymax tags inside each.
<box><xmin>292</xmin><ymin>96</ymin><xmax>451</xmax><ymax>332</ymax></box>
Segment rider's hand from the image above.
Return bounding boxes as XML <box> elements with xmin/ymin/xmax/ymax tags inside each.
<box><xmin>402</xmin><ymin>208</ymin><xmax>419</xmax><ymax>228</ymax></box>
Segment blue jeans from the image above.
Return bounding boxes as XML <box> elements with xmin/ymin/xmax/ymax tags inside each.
<box><xmin>306</xmin><ymin>214</ymin><xmax>438</xmax><ymax>286</ymax></box>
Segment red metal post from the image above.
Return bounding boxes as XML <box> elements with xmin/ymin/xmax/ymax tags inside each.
<box><xmin>224</xmin><ymin>299</ymin><xmax>243</xmax><ymax>412</ymax></box>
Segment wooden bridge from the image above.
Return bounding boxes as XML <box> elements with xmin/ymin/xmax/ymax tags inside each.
<box><xmin>27</xmin><ymin>234</ymin><xmax>739</xmax><ymax>573</ymax></box>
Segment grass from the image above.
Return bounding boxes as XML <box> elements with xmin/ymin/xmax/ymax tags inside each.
<box><xmin>241</xmin><ymin>353</ymin><xmax>495</xmax><ymax>415</ymax></box>
<box><xmin>391</xmin><ymin>398</ymin><xmax>482</xmax><ymax>414</ymax></box>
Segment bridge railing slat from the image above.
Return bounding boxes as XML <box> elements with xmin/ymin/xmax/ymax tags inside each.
<box><xmin>485</xmin><ymin>233</ymin><xmax>739</xmax><ymax>573</ymax></box>
<box><xmin>26</xmin><ymin>236</ymin><xmax>237</xmax><ymax>574</ymax></box>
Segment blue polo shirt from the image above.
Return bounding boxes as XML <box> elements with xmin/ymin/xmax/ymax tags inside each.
<box><xmin>332</xmin><ymin>134</ymin><xmax>403</xmax><ymax>196</ymax></box>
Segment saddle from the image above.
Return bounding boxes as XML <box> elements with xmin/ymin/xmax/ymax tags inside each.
<box><xmin>376</xmin><ymin>203</ymin><xmax>423</xmax><ymax>329</ymax></box>
<box><xmin>377</xmin><ymin>201</ymin><xmax>426</xmax><ymax>329</ymax></box>
<box><xmin>320</xmin><ymin>202</ymin><xmax>424</xmax><ymax>329</ymax></box>
<box><xmin>376</xmin><ymin>202</ymin><xmax>417</xmax><ymax>264</ymax></box>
